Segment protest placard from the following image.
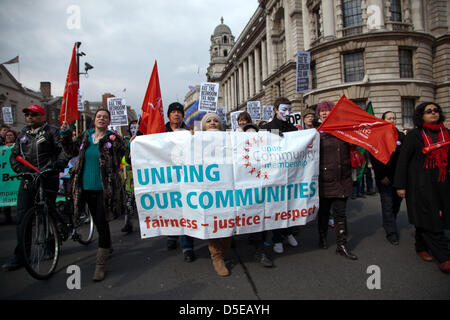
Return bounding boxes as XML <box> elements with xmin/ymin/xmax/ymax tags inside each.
<box><xmin>131</xmin><ymin>130</ymin><xmax>320</xmax><ymax>239</ymax></box>
<box><xmin>296</xmin><ymin>51</ymin><xmax>310</xmax><ymax>94</ymax></box>
<box><xmin>107</xmin><ymin>97</ymin><xmax>128</xmax><ymax>127</ymax></box>
<box><xmin>216</xmin><ymin>106</ymin><xmax>227</xmax><ymax>128</ymax></box>
<box><xmin>0</xmin><ymin>146</ymin><xmax>21</xmax><ymax>207</ymax></box>
<box><xmin>198</xmin><ymin>82</ymin><xmax>219</xmax><ymax>113</ymax></box>
<box><xmin>246</xmin><ymin>101</ymin><xmax>261</xmax><ymax>121</ymax></box>
<box><xmin>288</xmin><ymin>112</ymin><xmax>303</xmax><ymax>130</ymax></box>
<box><xmin>2</xmin><ymin>107</ymin><xmax>14</xmax><ymax>124</ymax></box>
<box><xmin>230</xmin><ymin>111</ymin><xmax>243</xmax><ymax>131</ymax></box>
<box><xmin>262</xmin><ymin>106</ymin><xmax>273</xmax><ymax>122</ymax></box>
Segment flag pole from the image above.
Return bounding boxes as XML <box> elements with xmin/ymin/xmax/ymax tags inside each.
<box><xmin>17</xmin><ymin>54</ymin><xmax>20</xmax><ymax>83</ymax></box>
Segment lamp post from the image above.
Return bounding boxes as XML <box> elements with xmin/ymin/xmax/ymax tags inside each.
<box><xmin>75</xmin><ymin>42</ymin><xmax>93</xmax><ymax>135</ymax></box>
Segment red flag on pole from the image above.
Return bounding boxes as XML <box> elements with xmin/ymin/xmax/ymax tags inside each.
<box><xmin>1</xmin><ymin>56</ymin><xmax>19</xmax><ymax>64</ymax></box>
<box><xmin>138</xmin><ymin>61</ymin><xmax>165</xmax><ymax>135</ymax></box>
<box><xmin>60</xmin><ymin>43</ymin><xmax>79</xmax><ymax>125</ymax></box>
<box><xmin>317</xmin><ymin>95</ymin><xmax>398</xmax><ymax>164</ymax></box>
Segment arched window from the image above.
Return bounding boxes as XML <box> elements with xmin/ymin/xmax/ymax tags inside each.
<box><xmin>223</xmin><ymin>35</ymin><xmax>228</xmax><ymax>44</ymax></box>
<box><xmin>224</xmin><ymin>50</ymin><xmax>228</xmax><ymax>57</ymax></box>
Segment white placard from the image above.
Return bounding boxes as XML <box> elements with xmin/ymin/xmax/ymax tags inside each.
<box><xmin>230</xmin><ymin>111</ymin><xmax>243</xmax><ymax>131</ymax></box>
<box><xmin>262</xmin><ymin>106</ymin><xmax>274</xmax><ymax>122</ymax></box>
<box><xmin>296</xmin><ymin>51</ymin><xmax>310</xmax><ymax>94</ymax></box>
<box><xmin>246</xmin><ymin>101</ymin><xmax>261</xmax><ymax>121</ymax></box>
<box><xmin>77</xmin><ymin>89</ymin><xmax>84</xmax><ymax>112</ymax></box>
<box><xmin>287</xmin><ymin>112</ymin><xmax>303</xmax><ymax>130</ymax></box>
<box><xmin>107</xmin><ymin>97</ymin><xmax>128</xmax><ymax>127</ymax></box>
<box><xmin>198</xmin><ymin>82</ymin><xmax>219</xmax><ymax>113</ymax></box>
<box><xmin>131</xmin><ymin>130</ymin><xmax>320</xmax><ymax>239</ymax></box>
<box><xmin>216</xmin><ymin>106</ymin><xmax>227</xmax><ymax>127</ymax></box>
<box><xmin>2</xmin><ymin>107</ymin><xmax>13</xmax><ymax>124</ymax></box>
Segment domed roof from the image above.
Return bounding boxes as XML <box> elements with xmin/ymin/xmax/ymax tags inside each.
<box><xmin>213</xmin><ymin>17</ymin><xmax>232</xmax><ymax>36</ymax></box>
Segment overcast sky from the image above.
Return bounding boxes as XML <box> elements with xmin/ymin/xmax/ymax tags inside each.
<box><xmin>0</xmin><ymin>0</ymin><xmax>259</xmax><ymax>119</ymax></box>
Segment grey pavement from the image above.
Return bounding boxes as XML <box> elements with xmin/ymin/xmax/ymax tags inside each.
<box><xmin>0</xmin><ymin>194</ymin><xmax>449</xmax><ymax>300</ymax></box>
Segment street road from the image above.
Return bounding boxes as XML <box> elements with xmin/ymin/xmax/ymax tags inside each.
<box><xmin>0</xmin><ymin>194</ymin><xmax>449</xmax><ymax>300</ymax></box>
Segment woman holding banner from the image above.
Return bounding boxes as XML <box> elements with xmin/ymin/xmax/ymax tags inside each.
<box><xmin>202</xmin><ymin>113</ymin><xmax>233</xmax><ymax>276</ymax></box>
<box><xmin>394</xmin><ymin>102</ymin><xmax>450</xmax><ymax>273</ymax></box>
<box><xmin>61</xmin><ymin>108</ymin><xmax>131</xmax><ymax>281</ymax></box>
<box><xmin>316</xmin><ymin>101</ymin><xmax>358</xmax><ymax>260</ymax></box>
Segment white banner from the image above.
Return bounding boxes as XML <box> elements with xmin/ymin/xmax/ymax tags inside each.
<box><xmin>107</xmin><ymin>97</ymin><xmax>128</xmax><ymax>127</ymax></box>
<box><xmin>131</xmin><ymin>130</ymin><xmax>320</xmax><ymax>239</ymax></box>
<box><xmin>296</xmin><ymin>51</ymin><xmax>310</xmax><ymax>94</ymax></box>
<box><xmin>198</xmin><ymin>82</ymin><xmax>219</xmax><ymax>113</ymax></box>
<box><xmin>247</xmin><ymin>101</ymin><xmax>261</xmax><ymax>121</ymax></box>
<box><xmin>2</xmin><ymin>107</ymin><xmax>13</xmax><ymax>124</ymax></box>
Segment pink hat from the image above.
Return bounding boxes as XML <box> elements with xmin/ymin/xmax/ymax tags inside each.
<box><xmin>23</xmin><ymin>104</ymin><xmax>46</xmax><ymax>115</ymax></box>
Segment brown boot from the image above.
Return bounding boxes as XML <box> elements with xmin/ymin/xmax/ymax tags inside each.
<box><xmin>93</xmin><ymin>248</ymin><xmax>110</xmax><ymax>282</ymax></box>
<box><xmin>212</xmin><ymin>257</ymin><xmax>229</xmax><ymax>276</ymax></box>
<box><xmin>335</xmin><ymin>220</ymin><xmax>358</xmax><ymax>260</ymax></box>
<box><xmin>208</xmin><ymin>239</ymin><xmax>230</xmax><ymax>277</ymax></box>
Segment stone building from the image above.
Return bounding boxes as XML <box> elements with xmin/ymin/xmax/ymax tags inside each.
<box><xmin>0</xmin><ymin>65</ymin><xmax>61</xmax><ymax>131</ymax></box>
<box><xmin>205</xmin><ymin>0</ymin><xmax>450</xmax><ymax>130</ymax></box>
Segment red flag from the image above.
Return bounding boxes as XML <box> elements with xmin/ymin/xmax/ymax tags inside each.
<box><xmin>317</xmin><ymin>95</ymin><xmax>398</xmax><ymax>164</ymax></box>
<box><xmin>1</xmin><ymin>56</ymin><xmax>19</xmax><ymax>64</ymax></box>
<box><xmin>60</xmin><ymin>43</ymin><xmax>79</xmax><ymax>124</ymax></box>
<box><xmin>138</xmin><ymin>61</ymin><xmax>165</xmax><ymax>135</ymax></box>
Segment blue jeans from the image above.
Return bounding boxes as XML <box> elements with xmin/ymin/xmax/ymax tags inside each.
<box><xmin>168</xmin><ymin>236</ymin><xmax>194</xmax><ymax>253</ymax></box>
<box><xmin>377</xmin><ymin>182</ymin><xmax>402</xmax><ymax>240</ymax></box>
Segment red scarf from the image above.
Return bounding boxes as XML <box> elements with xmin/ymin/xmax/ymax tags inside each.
<box><xmin>421</xmin><ymin>122</ymin><xmax>450</xmax><ymax>182</ymax></box>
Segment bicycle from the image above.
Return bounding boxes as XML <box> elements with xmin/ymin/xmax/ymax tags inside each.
<box><xmin>12</xmin><ymin>169</ymin><xmax>95</xmax><ymax>280</ymax></box>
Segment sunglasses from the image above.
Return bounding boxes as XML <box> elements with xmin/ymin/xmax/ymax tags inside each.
<box><xmin>25</xmin><ymin>112</ymin><xmax>40</xmax><ymax>117</ymax></box>
<box><xmin>424</xmin><ymin>108</ymin><xmax>440</xmax><ymax>114</ymax></box>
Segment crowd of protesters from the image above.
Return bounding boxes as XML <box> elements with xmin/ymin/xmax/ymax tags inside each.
<box><xmin>1</xmin><ymin>97</ymin><xmax>449</xmax><ymax>280</ymax></box>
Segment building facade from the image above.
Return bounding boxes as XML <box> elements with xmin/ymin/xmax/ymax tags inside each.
<box><xmin>205</xmin><ymin>0</ymin><xmax>450</xmax><ymax>130</ymax></box>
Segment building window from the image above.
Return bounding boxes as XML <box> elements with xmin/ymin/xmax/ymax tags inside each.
<box><xmin>399</xmin><ymin>49</ymin><xmax>413</xmax><ymax>78</ymax></box>
<box><xmin>314</xmin><ymin>7</ymin><xmax>321</xmax><ymax>39</ymax></box>
<box><xmin>343</xmin><ymin>51</ymin><xmax>365</xmax><ymax>82</ymax></box>
<box><xmin>223</xmin><ymin>36</ymin><xmax>228</xmax><ymax>44</ymax></box>
<box><xmin>224</xmin><ymin>50</ymin><xmax>228</xmax><ymax>57</ymax></box>
<box><xmin>310</xmin><ymin>61</ymin><xmax>317</xmax><ymax>89</ymax></box>
<box><xmin>352</xmin><ymin>99</ymin><xmax>367</xmax><ymax>109</ymax></box>
<box><xmin>389</xmin><ymin>0</ymin><xmax>402</xmax><ymax>22</ymax></box>
<box><xmin>401</xmin><ymin>98</ymin><xmax>415</xmax><ymax>129</ymax></box>
<box><xmin>342</xmin><ymin>0</ymin><xmax>362</xmax><ymax>36</ymax></box>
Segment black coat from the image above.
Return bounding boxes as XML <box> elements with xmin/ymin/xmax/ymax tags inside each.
<box><xmin>393</xmin><ymin>128</ymin><xmax>450</xmax><ymax>232</ymax></box>
<box><xmin>259</xmin><ymin>117</ymin><xmax>297</xmax><ymax>133</ymax></box>
<box><xmin>10</xmin><ymin>123</ymin><xmax>67</xmax><ymax>175</ymax></box>
<box><xmin>370</xmin><ymin>129</ymin><xmax>405</xmax><ymax>183</ymax></box>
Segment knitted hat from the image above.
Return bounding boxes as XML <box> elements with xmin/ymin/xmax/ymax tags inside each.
<box><xmin>201</xmin><ymin>113</ymin><xmax>223</xmax><ymax>131</ymax></box>
<box><xmin>302</xmin><ymin>108</ymin><xmax>316</xmax><ymax>120</ymax></box>
<box><xmin>167</xmin><ymin>102</ymin><xmax>185</xmax><ymax>118</ymax></box>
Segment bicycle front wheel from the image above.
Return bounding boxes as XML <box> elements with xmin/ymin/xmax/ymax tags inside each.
<box><xmin>76</xmin><ymin>204</ymin><xmax>95</xmax><ymax>245</ymax></box>
<box><xmin>21</xmin><ymin>207</ymin><xmax>60</xmax><ymax>280</ymax></box>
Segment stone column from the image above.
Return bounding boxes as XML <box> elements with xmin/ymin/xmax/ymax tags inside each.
<box><xmin>266</xmin><ymin>13</ymin><xmax>274</xmax><ymax>75</ymax></box>
<box><xmin>283</xmin><ymin>0</ymin><xmax>294</xmax><ymax>60</ymax></box>
<box><xmin>261</xmin><ymin>39</ymin><xmax>268</xmax><ymax>81</ymax></box>
<box><xmin>411</xmin><ymin>0</ymin><xmax>424</xmax><ymax>31</ymax></box>
<box><xmin>243</xmin><ymin>59</ymin><xmax>249</xmax><ymax>102</ymax></box>
<box><xmin>254</xmin><ymin>46</ymin><xmax>261</xmax><ymax>93</ymax></box>
<box><xmin>302</xmin><ymin>0</ymin><xmax>311</xmax><ymax>50</ymax></box>
<box><xmin>230</xmin><ymin>74</ymin><xmax>235</xmax><ymax>109</ymax></box>
<box><xmin>248</xmin><ymin>53</ymin><xmax>255</xmax><ymax>98</ymax></box>
<box><xmin>322</xmin><ymin>0</ymin><xmax>337</xmax><ymax>38</ymax></box>
<box><xmin>239</xmin><ymin>64</ymin><xmax>244</xmax><ymax>104</ymax></box>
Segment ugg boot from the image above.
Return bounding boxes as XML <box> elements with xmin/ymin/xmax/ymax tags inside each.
<box><xmin>93</xmin><ymin>248</ymin><xmax>111</xmax><ymax>281</ymax></box>
<box><xmin>208</xmin><ymin>240</ymin><xmax>229</xmax><ymax>276</ymax></box>
<box><xmin>335</xmin><ymin>220</ymin><xmax>358</xmax><ymax>260</ymax></box>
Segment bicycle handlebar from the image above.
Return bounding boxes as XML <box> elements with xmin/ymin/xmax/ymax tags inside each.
<box><xmin>9</xmin><ymin>169</ymin><xmax>59</xmax><ymax>181</ymax></box>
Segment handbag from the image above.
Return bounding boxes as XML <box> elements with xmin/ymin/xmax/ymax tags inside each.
<box><xmin>350</xmin><ymin>146</ymin><xmax>366</xmax><ymax>168</ymax></box>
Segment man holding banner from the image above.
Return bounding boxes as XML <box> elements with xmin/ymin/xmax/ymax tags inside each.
<box><xmin>2</xmin><ymin>105</ymin><xmax>67</xmax><ymax>271</ymax></box>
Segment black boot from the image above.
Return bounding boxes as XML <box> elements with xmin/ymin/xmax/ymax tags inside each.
<box><xmin>121</xmin><ymin>214</ymin><xmax>133</xmax><ymax>233</ymax></box>
<box><xmin>335</xmin><ymin>220</ymin><xmax>358</xmax><ymax>260</ymax></box>
<box><xmin>319</xmin><ymin>232</ymin><xmax>328</xmax><ymax>249</ymax></box>
<box><xmin>254</xmin><ymin>241</ymin><xmax>274</xmax><ymax>268</ymax></box>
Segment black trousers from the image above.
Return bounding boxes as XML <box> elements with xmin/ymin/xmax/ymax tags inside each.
<box><xmin>415</xmin><ymin>227</ymin><xmax>450</xmax><ymax>263</ymax></box>
<box><xmin>84</xmin><ymin>190</ymin><xmax>111</xmax><ymax>249</ymax></box>
<box><xmin>318</xmin><ymin>197</ymin><xmax>347</xmax><ymax>234</ymax></box>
